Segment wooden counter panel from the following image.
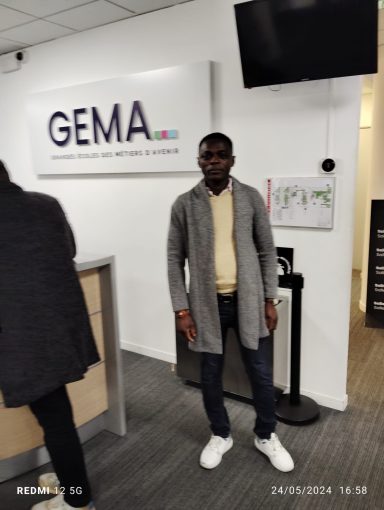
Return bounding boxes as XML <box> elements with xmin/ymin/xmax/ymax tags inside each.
<box><xmin>0</xmin><ymin>364</ymin><xmax>108</xmax><ymax>461</ymax></box>
<box><xmin>90</xmin><ymin>312</ymin><xmax>105</xmax><ymax>361</ymax></box>
<box><xmin>0</xmin><ymin>406</ymin><xmax>44</xmax><ymax>460</ymax></box>
<box><xmin>67</xmin><ymin>362</ymin><xmax>108</xmax><ymax>428</ymax></box>
<box><xmin>0</xmin><ymin>314</ymin><xmax>105</xmax><ymax>404</ymax></box>
<box><xmin>79</xmin><ymin>268</ymin><xmax>102</xmax><ymax>315</ymax></box>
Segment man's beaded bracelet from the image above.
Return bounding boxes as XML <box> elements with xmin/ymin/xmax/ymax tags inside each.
<box><xmin>175</xmin><ymin>309</ymin><xmax>190</xmax><ymax>318</ymax></box>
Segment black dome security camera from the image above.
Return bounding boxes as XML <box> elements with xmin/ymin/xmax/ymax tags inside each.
<box><xmin>15</xmin><ymin>51</ymin><xmax>25</xmax><ymax>62</ymax></box>
<box><xmin>321</xmin><ymin>158</ymin><xmax>336</xmax><ymax>173</ymax></box>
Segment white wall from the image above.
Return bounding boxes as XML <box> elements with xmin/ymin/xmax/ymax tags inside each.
<box><xmin>353</xmin><ymin>93</ymin><xmax>372</xmax><ymax>271</ymax></box>
<box><xmin>0</xmin><ymin>0</ymin><xmax>362</xmax><ymax>410</ymax></box>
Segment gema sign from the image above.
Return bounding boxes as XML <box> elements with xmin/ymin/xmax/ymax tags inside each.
<box><xmin>27</xmin><ymin>61</ymin><xmax>211</xmax><ymax>174</ymax></box>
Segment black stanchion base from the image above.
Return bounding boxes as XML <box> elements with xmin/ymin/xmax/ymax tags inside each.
<box><xmin>275</xmin><ymin>394</ymin><xmax>320</xmax><ymax>425</ymax></box>
<box><xmin>274</xmin><ymin>386</ymin><xmax>284</xmax><ymax>402</ymax></box>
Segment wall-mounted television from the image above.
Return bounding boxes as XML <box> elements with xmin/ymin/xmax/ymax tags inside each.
<box><xmin>234</xmin><ymin>0</ymin><xmax>378</xmax><ymax>88</ymax></box>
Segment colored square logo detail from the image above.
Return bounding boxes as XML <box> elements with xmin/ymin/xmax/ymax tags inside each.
<box><xmin>153</xmin><ymin>129</ymin><xmax>178</xmax><ymax>140</ymax></box>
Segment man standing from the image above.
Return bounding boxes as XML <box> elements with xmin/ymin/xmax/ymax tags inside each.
<box><xmin>167</xmin><ymin>133</ymin><xmax>293</xmax><ymax>472</ymax></box>
<box><xmin>0</xmin><ymin>161</ymin><xmax>97</xmax><ymax>509</ymax></box>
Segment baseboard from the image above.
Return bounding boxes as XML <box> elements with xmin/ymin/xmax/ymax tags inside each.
<box><xmin>120</xmin><ymin>341</ymin><xmax>348</xmax><ymax>411</ymax></box>
<box><xmin>283</xmin><ymin>387</ymin><xmax>348</xmax><ymax>411</ymax></box>
<box><xmin>120</xmin><ymin>340</ymin><xmax>176</xmax><ymax>364</ymax></box>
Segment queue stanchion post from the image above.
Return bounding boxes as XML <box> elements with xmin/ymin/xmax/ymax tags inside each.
<box><xmin>275</xmin><ymin>272</ymin><xmax>320</xmax><ymax>425</ymax></box>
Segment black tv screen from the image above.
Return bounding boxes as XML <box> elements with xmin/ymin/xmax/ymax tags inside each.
<box><xmin>234</xmin><ymin>0</ymin><xmax>378</xmax><ymax>88</ymax></box>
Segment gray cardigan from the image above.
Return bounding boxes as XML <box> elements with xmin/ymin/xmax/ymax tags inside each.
<box><xmin>167</xmin><ymin>176</ymin><xmax>278</xmax><ymax>354</ymax></box>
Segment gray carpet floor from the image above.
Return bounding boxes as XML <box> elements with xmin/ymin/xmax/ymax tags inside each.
<box><xmin>2</xmin><ymin>273</ymin><xmax>384</xmax><ymax>510</ymax></box>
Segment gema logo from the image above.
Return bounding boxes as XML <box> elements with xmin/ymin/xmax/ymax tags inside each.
<box><xmin>48</xmin><ymin>100</ymin><xmax>177</xmax><ymax>147</ymax></box>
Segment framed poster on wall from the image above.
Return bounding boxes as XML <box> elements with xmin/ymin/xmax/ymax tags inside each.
<box><xmin>266</xmin><ymin>177</ymin><xmax>335</xmax><ymax>229</ymax></box>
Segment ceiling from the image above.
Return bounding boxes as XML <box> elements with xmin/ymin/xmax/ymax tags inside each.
<box><xmin>0</xmin><ymin>0</ymin><xmax>380</xmax><ymax>90</ymax></box>
<box><xmin>0</xmin><ymin>0</ymin><xmax>192</xmax><ymax>57</ymax></box>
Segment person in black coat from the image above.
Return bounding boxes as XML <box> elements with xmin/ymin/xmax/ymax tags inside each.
<box><xmin>0</xmin><ymin>160</ymin><xmax>99</xmax><ymax>510</ymax></box>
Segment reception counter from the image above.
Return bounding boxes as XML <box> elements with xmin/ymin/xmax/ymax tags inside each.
<box><xmin>0</xmin><ymin>255</ymin><xmax>126</xmax><ymax>482</ymax></box>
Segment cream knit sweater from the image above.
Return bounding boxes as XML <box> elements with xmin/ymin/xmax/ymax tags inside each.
<box><xmin>209</xmin><ymin>191</ymin><xmax>237</xmax><ymax>294</ymax></box>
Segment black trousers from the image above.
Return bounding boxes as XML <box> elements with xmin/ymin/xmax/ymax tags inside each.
<box><xmin>29</xmin><ymin>386</ymin><xmax>92</xmax><ymax>508</ymax></box>
<box><xmin>201</xmin><ymin>297</ymin><xmax>277</xmax><ymax>439</ymax></box>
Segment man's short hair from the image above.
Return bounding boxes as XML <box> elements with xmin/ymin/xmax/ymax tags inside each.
<box><xmin>198</xmin><ymin>132</ymin><xmax>233</xmax><ymax>154</ymax></box>
<box><xmin>0</xmin><ymin>160</ymin><xmax>10</xmax><ymax>181</ymax></box>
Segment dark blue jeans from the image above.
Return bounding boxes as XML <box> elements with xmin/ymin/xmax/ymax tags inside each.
<box><xmin>201</xmin><ymin>297</ymin><xmax>276</xmax><ymax>439</ymax></box>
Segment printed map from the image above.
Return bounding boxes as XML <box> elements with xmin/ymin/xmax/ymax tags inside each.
<box><xmin>266</xmin><ymin>177</ymin><xmax>335</xmax><ymax>228</ymax></box>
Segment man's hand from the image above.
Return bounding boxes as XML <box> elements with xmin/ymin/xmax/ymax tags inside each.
<box><xmin>265</xmin><ymin>302</ymin><xmax>278</xmax><ymax>332</ymax></box>
<box><xmin>176</xmin><ymin>312</ymin><xmax>197</xmax><ymax>343</ymax></box>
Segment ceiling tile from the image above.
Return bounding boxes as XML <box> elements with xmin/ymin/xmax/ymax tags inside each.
<box><xmin>0</xmin><ymin>20</ymin><xmax>75</xmax><ymax>45</ymax></box>
<box><xmin>0</xmin><ymin>5</ymin><xmax>35</xmax><ymax>31</ymax></box>
<box><xmin>0</xmin><ymin>0</ymin><xmax>193</xmax><ymax>57</ymax></box>
<box><xmin>0</xmin><ymin>37</ymin><xmax>25</xmax><ymax>54</ymax></box>
<box><xmin>107</xmin><ymin>0</ymin><xmax>178</xmax><ymax>14</ymax></box>
<box><xmin>0</xmin><ymin>0</ymin><xmax>95</xmax><ymax>18</ymax></box>
<box><xmin>46</xmin><ymin>0</ymin><xmax>134</xmax><ymax>31</ymax></box>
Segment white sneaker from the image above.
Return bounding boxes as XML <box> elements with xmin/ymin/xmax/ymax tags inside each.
<box><xmin>38</xmin><ymin>473</ymin><xmax>60</xmax><ymax>494</ymax></box>
<box><xmin>31</xmin><ymin>493</ymin><xmax>95</xmax><ymax>510</ymax></box>
<box><xmin>199</xmin><ymin>435</ymin><xmax>233</xmax><ymax>469</ymax></box>
<box><xmin>254</xmin><ymin>433</ymin><xmax>294</xmax><ymax>472</ymax></box>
